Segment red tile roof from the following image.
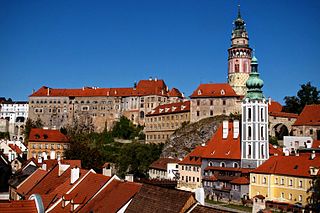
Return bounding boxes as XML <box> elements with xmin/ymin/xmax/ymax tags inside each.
<box><xmin>269</xmin><ymin>111</ymin><xmax>298</xmax><ymax>118</ymax></box>
<box><xmin>312</xmin><ymin>140</ymin><xmax>320</xmax><ymax>149</ymax></box>
<box><xmin>268</xmin><ymin>101</ymin><xmax>282</xmax><ymax>112</ymax></box>
<box><xmin>190</xmin><ymin>83</ymin><xmax>239</xmax><ymax>98</ymax></box>
<box><xmin>201</xmin><ymin>122</ymin><xmax>241</xmax><ymax>160</ymax></box>
<box><xmin>168</xmin><ymin>88</ymin><xmax>183</xmax><ymax>98</ymax></box>
<box><xmin>80</xmin><ymin>179</ymin><xmax>142</xmax><ymax>212</ymax></box>
<box><xmin>252</xmin><ymin>153</ymin><xmax>320</xmax><ymax>178</ymax></box>
<box><xmin>8</xmin><ymin>144</ymin><xmax>23</xmax><ymax>155</ymax></box>
<box><xmin>0</xmin><ymin>200</ymin><xmax>37</xmax><ymax>213</ymax></box>
<box><xmin>179</xmin><ymin>146</ymin><xmax>205</xmax><ymax>166</ymax></box>
<box><xmin>149</xmin><ymin>158</ymin><xmax>180</xmax><ymax>171</ymax></box>
<box><xmin>16</xmin><ymin>169</ymin><xmax>47</xmax><ymax>196</ymax></box>
<box><xmin>204</xmin><ymin>166</ymin><xmax>253</xmax><ymax>173</ymax></box>
<box><xmin>293</xmin><ymin>104</ymin><xmax>320</xmax><ymax>126</ymax></box>
<box><xmin>30</xmin><ymin>79</ymin><xmax>170</xmax><ymax>98</ymax></box>
<box><xmin>230</xmin><ymin>177</ymin><xmax>249</xmax><ymax>185</ymax></box>
<box><xmin>203</xmin><ymin>175</ymin><xmax>218</xmax><ymax>182</ymax></box>
<box><xmin>147</xmin><ymin>101</ymin><xmax>190</xmax><ymax>116</ymax></box>
<box><xmin>29</xmin><ymin>128</ymin><xmax>69</xmax><ymax>143</ymax></box>
<box><xmin>269</xmin><ymin>144</ymin><xmax>283</xmax><ymax>156</ymax></box>
<box><xmin>51</xmin><ymin>172</ymin><xmax>111</xmax><ymax>212</ymax></box>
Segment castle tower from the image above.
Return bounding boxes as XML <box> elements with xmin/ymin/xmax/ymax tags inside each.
<box><xmin>228</xmin><ymin>5</ymin><xmax>252</xmax><ymax>96</ymax></box>
<box><xmin>241</xmin><ymin>56</ymin><xmax>269</xmax><ymax>168</ymax></box>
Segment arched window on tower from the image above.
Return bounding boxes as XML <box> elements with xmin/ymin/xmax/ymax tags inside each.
<box><xmin>248</xmin><ymin>126</ymin><xmax>252</xmax><ymax>140</ymax></box>
<box><xmin>261</xmin><ymin>144</ymin><xmax>265</xmax><ymax>158</ymax></box>
<box><xmin>261</xmin><ymin>108</ymin><xmax>264</xmax><ymax>121</ymax></box>
<box><xmin>248</xmin><ymin>144</ymin><xmax>252</xmax><ymax>158</ymax></box>
<box><xmin>243</xmin><ymin>62</ymin><xmax>247</xmax><ymax>73</ymax></box>
<box><xmin>261</xmin><ymin>126</ymin><xmax>264</xmax><ymax>140</ymax></box>
<box><xmin>235</xmin><ymin>64</ymin><xmax>239</xmax><ymax>72</ymax></box>
<box><xmin>248</xmin><ymin>108</ymin><xmax>252</xmax><ymax>121</ymax></box>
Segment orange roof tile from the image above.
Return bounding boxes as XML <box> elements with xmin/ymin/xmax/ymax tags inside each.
<box><xmin>204</xmin><ymin>166</ymin><xmax>253</xmax><ymax>173</ymax></box>
<box><xmin>80</xmin><ymin>179</ymin><xmax>142</xmax><ymax>212</ymax></box>
<box><xmin>269</xmin><ymin>111</ymin><xmax>298</xmax><ymax>118</ymax></box>
<box><xmin>149</xmin><ymin>158</ymin><xmax>179</xmax><ymax>171</ymax></box>
<box><xmin>269</xmin><ymin>144</ymin><xmax>283</xmax><ymax>156</ymax></box>
<box><xmin>253</xmin><ymin>153</ymin><xmax>320</xmax><ymax>178</ymax></box>
<box><xmin>29</xmin><ymin>128</ymin><xmax>69</xmax><ymax>143</ymax></box>
<box><xmin>179</xmin><ymin>146</ymin><xmax>205</xmax><ymax>166</ymax></box>
<box><xmin>168</xmin><ymin>88</ymin><xmax>183</xmax><ymax>98</ymax></box>
<box><xmin>190</xmin><ymin>83</ymin><xmax>239</xmax><ymax>98</ymax></box>
<box><xmin>0</xmin><ymin>200</ymin><xmax>37</xmax><ymax>213</ymax></box>
<box><xmin>8</xmin><ymin>144</ymin><xmax>23</xmax><ymax>155</ymax></box>
<box><xmin>146</xmin><ymin>101</ymin><xmax>190</xmax><ymax>116</ymax></box>
<box><xmin>293</xmin><ymin>104</ymin><xmax>320</xmax><ymax>126</ymax></box>
<box><xmin>230</xmin><ymin>177</ymin><xmax>249</xmax><ymax>185</ymax></box>
<box><xmin>16</xmin><ymin>169</ymin><xmax>47</xmax><ymax>196</ymax></box>
<box><xmin>268</xmin><ymin>101</ymin><xmax>282</xmax><ymax>113</ymax></box>
<box><xmin>201</xmin><ymin>122</ymin><xmax>241</xmax><ymax>160</ymax></box>
<box><xmin>312</xmin><ymin>140</ymin><xmax>320</xmax><ymax>149</ymax></box>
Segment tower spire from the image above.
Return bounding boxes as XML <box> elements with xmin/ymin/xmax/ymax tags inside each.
<box><xmin>237</xmin><ymin>4</ymin><xmax>241</xmax><ymax>19</ymax></box>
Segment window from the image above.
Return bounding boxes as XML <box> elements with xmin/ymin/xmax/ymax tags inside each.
<box><xmin>197</xmin><ymin>111</ymin><xmax>200</xmax><ymax>117</ymax></box>
<box><xmin>235</xmin><ymin>64</ymin><xmax>239</xmax><ymax>72</ymax></box>
<box><xmin>210</xmin><ymin>100</ymin><xmax>213</xmax><ymax>105</ymax></box>
<box><xmin>310</xmin><ymin>129</ymin><xmax>313</xmax><ymax>134</ymax></box>
<box><xmin>289</xmin><ymin>193</ymin><xmax>292</xmax><ymax>200</ymax></box>
<box><xmin>299</xmin><ymin>195</ymin><xmax>302</xmax><ymax>202</ymax></box>
<box><xmin>275</xmin><ymin>178</ymin><xmax>278</xmax><ymax>184</ymax></box>
<box><xmin>197</xmin><ymin>100</ymin><xmax>200</xmax><ymax>106</ymax></box>
<box><xmin>210</xmin><ymin>110</ymin><xmax>213</xmax><ymax>116</ymax></box>
<box><xmin>263</xmin><ymin>177</ymin><xmax>267</xmax><ymax>184</ymax></box>
<box><xmin>299</xmin><ymin>180</ymin><xmax>303</xmax><ymax>188</ymax></box>
<box><xmin>248</xmin><ymin>126</ymin><xmax>252</xmax><ymax>139</ymax></box>
<box><xmin>252</xmin><ymin>176</ymin><xmax>256</xmax><ymax>183</ymax></box>
<box><xmin>281</xmin><ymin>178</ymin><xmax>284</xmax><ymax>185</ymax></box>
<box><xmin>248</xmin><ymin>108</ymin><xmax>252</xmax><ymax>121</ymax></box>
<box><xmin>182</xmin><ymin>166</ymin><xmax>184</xmax><ymax>170</ymax></box>
<box><xmin>182</xmin><ymin>176</ymin><xmax>184</xmax><ymax>181</ymax></box>
<box><xmin>197</xmin><ymin>177</ymin><xmax>199</xmax><ymax>182</ymax></box>
<box><xmin>289</xmin><ymin>179</ymin><xmax>293</xmax><ymax>186</ymax></box>
<box><xmin>281</xmin><ymin>192</ymin><xmax>284</xmax><ymax>198</ymax></box>
<box><xmin>233</xmin><ymin>162</ymin><xmax>239</xmax><ymax>168</ymax></box>
<box><xmin>220</xmin><ymin>162</ymin><xmax>226</xmax><ymax>167</ymax></box>
<box><xmin>222</xmin><ymin>100</ymin><xmax>226</xmax><ymax>105</ymax></box>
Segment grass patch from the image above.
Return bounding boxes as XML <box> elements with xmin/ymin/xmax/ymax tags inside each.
<box><xmin>205</xmin><ymin>199</ymin><xmax>224</xmax><ymax>205</ymax></box>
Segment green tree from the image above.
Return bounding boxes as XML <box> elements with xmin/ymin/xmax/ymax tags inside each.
<box><xmin>0</xmin><ymin>132</ymin><xmax>10</xmax><ymax>140</ymax></box>
<box><xmin>283</xmin><ymin>82</ymin><xmax>320</xmax><ymax>114</ymax></box>
<box><xmin>112</xmin><ymin>116</ymin><xmax>144</xmax><ymax>140</ymax></box>
<box><xmin>307</xmin><ymin>176</ymin><xmax>320</xmax><ymax>211</ymax></box>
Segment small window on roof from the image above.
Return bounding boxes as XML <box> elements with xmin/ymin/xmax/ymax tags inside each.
<box><xmin>198</xmin><ymin>90</ymin><xmax>202</xmax><ymax>95</ymax></box>
<box><xmin>221</xmin><ymin>90</ymin><xmax>225</xmax><ymax>95</ymax></box>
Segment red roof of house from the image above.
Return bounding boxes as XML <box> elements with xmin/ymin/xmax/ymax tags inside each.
<box><xmin>0</xmin><ymin>200</ymin><xmax>37</xmax><ymax>213</ymax></box>
<box><xmin>253</xmin><ymin>153</ymin><xmax>320</xmax><ymax>178</ymax></box>
<box><xmin>204</xmin><ymin>166</ymin><xmax>253</xmax><ymax>173</ymax></box>
<box><xmin>30</xmin><ymin>79</ymin><xmax>170</xmax><ymax>98</ymax></box>
<box><xmin>202</xmin><ymin>175</ymin><xmax>218</xmax><ymax>182</ymax></box>
<box><xmin>269</xmin><ymin>144</ymin><xmax>283</xmax><ymax>156</ymax></box>
<box><xmin>293</xmin><ymin>104</ymin><xmax>320</xmax><ymax>126</ymax></box>
<box><xmin>168</xmin><ymin>88</ymin><xmax>183</xmax><ymax>98</ymax></box>
<box><xmin>230</xmin><ymin>177</ymin><xmax>249</xmax><ymax>185</ymax></box>
<box><xmin>8</xmin><ymin>144</ymin><xmax>23</xmax><ymax>155</ymax></box>
<box><xmin>149</xmin><ymin>158</ymin><xmax>180</xmax><ymax>171</ymax></box>
<box><xmin>146</xmin><ymin>101</ymin><xmax>190</xmax><ymax>116</ymax></box>
<box><xmin>269</xmin><ymin>111</ymin><xmax>298</xmax><ymax>118</ymax></box>
<box><xmin>29</xmin><ymin>128</ymin><xmax>69</xmax><ymax>143</ymax></box>
<box><xmin>51</xmin><ymin>172</ymin><xmax>111</xmax><ymax>212</ymax></box>
<box><xmin>312</xmin><ymin>140</ymin><xmax>320</xmax><ymax>149</ymax></box>
<box><xmin>201</xmin><ymin>122</ymin><xmax>241</xmax><ymax>160</ymax></box>
<box><xmin>179</xmin><ymin>146</ymin><xmax>205</xmax><ymax>166</ymax></box>
<box><xmin>80</xmin><ymin>179</ymin><xmax>142</xmax><ymax>213</ymax></box>
<box><xmin>268</xmin><ymin>101</ymin><xmax>283</xmax><ymax>112</ymax></box>
<box><xmin>16</xmin><ymin>169</ymin><xmax>48</xmax><ymax>196</ymax></box>
<box><xmin>190</xmin><ymin>83</ymin><xmax>239</xmax><ymax>98</ymax></box>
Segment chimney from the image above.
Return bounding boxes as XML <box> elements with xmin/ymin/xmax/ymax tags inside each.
<box><xmin>149</xmin><ymin>76</ymin><xmax>152</xmax><ymax>81</ymax></box>
<box><xmin>50</xmin><ymin>150</ymin><xmax>56</xmax><ymax>159</ymax></box>
<box><xmin>32</xmin><ymin>89</ymin><xmax>35</xmax><ymax>94</ymax></box>
<box><xmin>233</xmin><ymin>120</ymin><xmax>239</xmax><ymax>139</ymax></box>
<box><xmin>38</xmin><ymin>156</ymin><xmax>42</xmax><ymax>164</ymax></box>
<box><xmin>71</xmin><ymin>167</ymin><xmax>80</xmax><ymax>184</ymax></box>
<box><xmin>311</xmin><ymin>150</ymin><xmax>316</xmax><ymax>160</ymax></box>
<box><xmin>42</xmin><ymin>163</ymin><xmax>47</xmax><ymax>171</ymax></box>
<box><xmin>47</xmin><ymin>88</ymin><xmax>50</xmax><ymax>96</ymax></box>
<box><xmin>154</xmin><ymin>77</ymin><xmax>158</xmax><ymax>81</ymax></box>
<box><xmin>43</xmin><ymin>152</ymin><xmax>48</xmax><ymax>160</ymax></box>
<box><xmin>125</xmin><ymin>174</ymin><xmax>134</xmax><ymax>182</ymax></box>
<box><xmin>222</xmin><ymin>120</ymin><xmax>229</xmax><ymax>139</ymax></box>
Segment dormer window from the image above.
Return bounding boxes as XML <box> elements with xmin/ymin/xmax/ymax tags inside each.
<box><xmin>198</xmin><ymin>90</ymin><xmax>202</xmax><ymax>95</ymax></box>
<box><xmin>220</xmin><ymin>90</ymin><xmax>225</xmax><ymax>95</ymax></box>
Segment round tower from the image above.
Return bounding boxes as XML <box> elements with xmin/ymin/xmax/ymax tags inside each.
<box><xmin>228</xmin><ymin>5</ymin><xmax>252</xmax><ymax>96</ymax></box>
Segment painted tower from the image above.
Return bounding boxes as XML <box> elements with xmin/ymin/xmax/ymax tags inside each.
<box><xmin>228</xmin><ymin>6</ymin><xmax>252</xmax><ymax>96</ymax></box>
<box><xmin>241</xmin><ymin>56</ymin><xmax>269</xmax><ymax>168</ymax></box>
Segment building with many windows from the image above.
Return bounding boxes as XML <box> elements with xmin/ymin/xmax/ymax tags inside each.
<box><xmin>145</xmin><ymin>101</ymin><xmax>190</xmax><ymax>144</ymax></box>
<box><xmin>0</xmin><ymin>101</ymin><xmax>28</xmax><ymax>141</ymax></box>
<box><xmin>28</xmin><ymin>78</ymin><xmax>183</xmax><ymax>132</ymax></box>
<box><xmin>27</xmin><ymin>128</ymin><xmax>69</xmax><ymax>160</ymax></box>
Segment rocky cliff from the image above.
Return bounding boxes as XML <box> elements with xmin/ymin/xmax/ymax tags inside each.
<box><xmin>161</xmin><ymin>114</ymin><xmax>232</xmax><ymax>159</ymax></box>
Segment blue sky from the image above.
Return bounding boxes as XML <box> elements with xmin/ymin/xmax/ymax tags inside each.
<box><xmin>0</xmin><ymin>0</ymin><xmax>319</xmax><ymax>104</ymax></box>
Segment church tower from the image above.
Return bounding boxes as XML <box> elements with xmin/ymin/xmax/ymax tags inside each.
<box><xmin>241</xmin><ymin>56</ymin><xmax>269</xmax><ymax>168</ymax></box>
<box><xmin>228</xmin><ymin>5</ymin><xmax>252</xmax><ymax>96</ymax></box>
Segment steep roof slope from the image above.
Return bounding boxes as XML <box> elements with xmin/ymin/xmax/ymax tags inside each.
<box><xmin>293</xmin><ymin>104</ymin><xmax>320</xmax><ymax>126</ymax></box>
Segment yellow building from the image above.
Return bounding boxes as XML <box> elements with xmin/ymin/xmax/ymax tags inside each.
<box><xmin>27</xmin><ymin>128</ymin><xmax>70</xmax><ymax>160</ymax></box>
<box><xmin>250</xmin><ymin>153</ymin><xmax>320</xmax><ymax>207</ymax></box>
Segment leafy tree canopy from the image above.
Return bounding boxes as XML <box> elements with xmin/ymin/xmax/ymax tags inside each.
<box><xmin>283</xmin><ymin>82</ymin><xmax>319</xmax><ymax>114</ymax></box>
<box><xmin>112</xmin><ymin>116</ymin><xmax>144</xmax><ymax>140</ymax></box>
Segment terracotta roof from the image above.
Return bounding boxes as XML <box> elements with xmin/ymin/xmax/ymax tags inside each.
<box><xmin>269</xmin><ymin>111</ymin><xmax>298</xmax><ymax>118</ymax></box>
<box><xmin>30</xmin><ymin>79</ymin><xmax>170</xmax><ymax>98</ymax></box>
<box><xmin>269</xmin><ymin>144</ymin><xmax>283</xmax><ymax>156</ymax></box>
<box><xmin>147</xmin><ymin>101</ymin><xmax>190</xmax><ymax>116</ymax></box>
<box><xmin>168</xmin><ymin>88</ymin><xmax>183</xmax><ymax>98</ymax></box>
<box><xmin>0</xmin><ymin>200</ymin><xmax>37</xmax><ymax>213</ymax></box>
<box><xmin>203</xmin><ymin>175</ymin><xmax>218</xmax><ymax>182</ymax></box>
<box><xmin>190</xmin><ymin>83</ymin><xmax>239</xmax><ymax>98</ymax></box>
<box><xmin>51</xmin><ymin>172</ymin><xmax>111</xmax><ymax>212</ymax></box>
<box><xmin>201</xmin><ymin>121</ymin><xmax>241</xmax><ymax>160</ymax></box>
<box><xmin>16</xmin><ymin>169</ymin><xmax>47</xmax><ymax>196</ymax></box>
<box><xmin>8</xmin><ymin>144</ymin><xmax>23</xmax><ymax>155</ymax></box>
<box><xmin>252</xmin><ymin>153</ymin><xmax>320</xmax><ymax>178</ymax></box>
<box><xmin>179</xmin><ymin>146</ymin><xmax>205</xmax><ymax>166</ymax></box>
<box><xmin>204</xmin><ymin>166</ymin><xmax>253</xmax><ymax>173</ymax></box>
<box><xmin>230</xmin><ymin>177</ymin><xmax>249</xmax><ymax>185</ymax></box>
<box><xmin>312</xmin><ymin>140</ymin><xmax>320</xmax><ymax>149</ymax></box>
<box><xmin>293</xmin><ymin>104</ymin><xmax>320</xmax><ymax>126</ymax></box>
<box><xmin>29</xmin><ymin>128</ymin><xmax>69</xmax><ymax>143</ymax></box>
<box><xmin>268</xmin><ymin>101</ymin><xmax>283</xmax><ymax>112</ymax></box>
<box><xmin>149</xmin><ymin>158</ymin><xmax>180</xmax><ymax>171</ymax></box>
<box><xmin>80</xmin><ymin>179</ymin><xmax>142</xmax><ymax>212</ymax></box>
<box><xmin>126</xmin><ymin>184</ymin><xmax>195</xmax><ymax>213</ymax></box>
